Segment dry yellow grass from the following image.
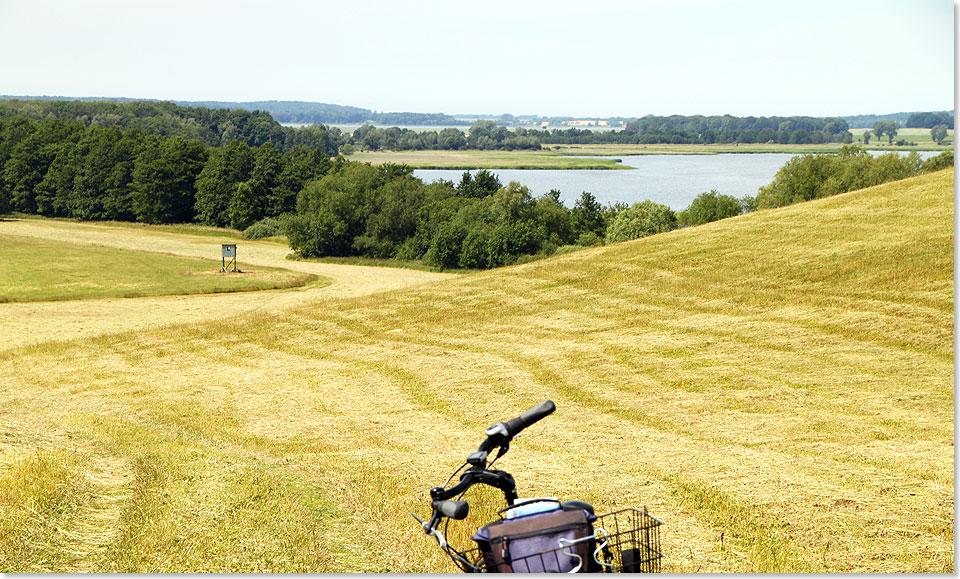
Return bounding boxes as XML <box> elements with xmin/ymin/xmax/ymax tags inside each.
<box><xmin>0</xmin><ymin>169</ymin><xmax>953</xmax><ymax>572</ymax></box>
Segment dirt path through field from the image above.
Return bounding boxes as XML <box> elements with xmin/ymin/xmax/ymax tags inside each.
<box><xmin>0</xmin><ymin>219</ymin><xmax>455</xmax><ymax>349</ymax></box>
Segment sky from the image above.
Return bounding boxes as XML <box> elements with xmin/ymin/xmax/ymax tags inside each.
<box><xmin>0</xmin><ymin>0</ymin><xmax>954</xmax><ymax>118</ymax></box>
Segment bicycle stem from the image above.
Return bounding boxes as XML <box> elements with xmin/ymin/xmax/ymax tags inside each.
<box><xmin>431</xmin><ymin>467</ymin><xmax>518</xmax><ymax>505</ymax></box>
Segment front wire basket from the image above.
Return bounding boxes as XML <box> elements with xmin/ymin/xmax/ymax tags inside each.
<box><xmin>593</xmin><ymin>507</ymin><xmax>663</xmax><ymax>573</ymax></box>
<box><xmin>442</xmin><ymin>506</ymin><xmax>663</xmax><ymax>573</ymax></box>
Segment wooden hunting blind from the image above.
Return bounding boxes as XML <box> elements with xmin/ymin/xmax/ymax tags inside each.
<box><xmin>221</xmin><ymin>244</ymin><xmax>237</xmax><ymax>272</ymax></box>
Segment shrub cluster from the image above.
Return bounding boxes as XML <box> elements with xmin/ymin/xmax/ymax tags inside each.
<box><xmin>756</xmin><ymin>146</ymin><xmax>953</xmax><ymax>209</ymax></box>
<box><xmin>676</xmin><ymin>190</ymin><xmax>745</xmax><ymax>227</ymax></box>
<box><xmin>283</xmin><ymin>165</ymin><xmax>629</xmax><ymax>269</ymax></box>
<box><xmin>242</xmin><ymin>217</ymin><xmax>285</xmax><ymax>240</ymax></box>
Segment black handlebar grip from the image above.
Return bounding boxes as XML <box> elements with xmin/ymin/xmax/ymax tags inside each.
<box><xmin>502</xmin><ymin>400</ymin><xmax>555</xmax><ymax>437</ymax></box>
<box><xmin>433</xmin><ymin>500</ymin><xmax>469</xmax><ymax>520</ymax></box>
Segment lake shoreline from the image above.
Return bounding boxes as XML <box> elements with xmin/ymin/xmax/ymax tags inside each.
<box><xmin>413</xmin><ymin>150</ymin><xmax>944</xmax><ymax>210</ymax></box>
<box><xmin>351</xmin><ymin>143</ymin><xmax>951</xmax><ymax>170</ymax></box>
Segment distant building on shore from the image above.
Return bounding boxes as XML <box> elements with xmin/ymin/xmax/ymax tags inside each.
<box><xmin>565</xmin><ymin>120</ymin><xmax>614</xmax><ymax>127</ymax></box>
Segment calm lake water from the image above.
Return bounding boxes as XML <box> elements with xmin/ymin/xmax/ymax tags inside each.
<box><xmin>414</xmin><ymin>151</ymin><xmax>942</xmax><ymax>210</ymax></box>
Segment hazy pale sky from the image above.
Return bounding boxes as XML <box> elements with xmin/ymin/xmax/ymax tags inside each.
<box><xmin>0</xmin><ymin>0</ymin><xmax>953</xmax><ymax>117</ymax></box>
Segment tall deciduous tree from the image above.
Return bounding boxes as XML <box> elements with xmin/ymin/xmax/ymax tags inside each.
<box><xmin>229</xmin><ymin>181</ymin><xmax>260</xmax><ymax>230</ymax></box>
<box><xmin>34</xmin><ymin>141</ymin><xmax>81</xmax><ymax>217</ymax></box>
<box><xmin>873</xmin><ymin>120</ymin><xmax>899</xmax><ymax>145</ymax></box>
<box><xmin>68</xmin><ymin>127</ymin><xmax>138</xmax><ymax>221</ymax></box>
<box><xmin>570</xmin><ymin>191</ymin><xmax>605</xmax><ymax>239</ymax></box>
<box><xmin>456</xmin><ymin>169</ymin><xmax>502</xmax><ymax>198</ymax></box>
<box><xmin>250</xmin><ymin>142</ymin><xmax>283</xmax><ymax>219</ymax></box>
<box><xmin>132</xmin><ymin>136</ymin><xmax>207</xmax><ymax>224</ymax></box>
<box><xmin>931</xmin><ymin>124</ymin><xmax>948</xmax><ymax>145</ymax></box>
<box><xmin>195</xmin><ymin>140</ymin><xmax>255</xmax><ymax>227</ymax></box>
<box><xmin>271</xmin><ymin>146</ymin><xmax>333</xmax><ymax>218</ymax></box>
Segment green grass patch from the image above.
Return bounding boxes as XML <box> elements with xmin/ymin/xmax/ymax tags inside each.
<box><xmin>0</xmin><ymin>235</ymin><xmax>320</xmax><ymax>302</ymax></box>
<box><xmin>349</xmin><ymin>149</ymin><xmax>628</xmax><ymax>169</ymax></box>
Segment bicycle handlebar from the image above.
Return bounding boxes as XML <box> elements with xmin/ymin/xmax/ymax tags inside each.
<box><xmin>433</xmin><ymin>500</ymin><xmax>469</xmax><ymax>520</ymax></box>
<box><xmin>502</xmin><ymin>400</ymin><xmax>555</xmax><ymax>438</ymax></box>
<box><xmin>479</xmin><ymin>400</ymin><xmax>556</xmax><ymax>454</ymax></box>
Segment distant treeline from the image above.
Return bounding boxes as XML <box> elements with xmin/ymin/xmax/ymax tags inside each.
<box><xmin>905</xmin><ymin>111</ymin><xmax>954</xmax><ymax>129</ymax></box>
<box><xmin>348</xmin><ymin>121</ymin><xmax>541</xmax><ymax>151</ymax></box>
<box><xmin>840</xmin><ymin>110</ymin><xmax>954</xmax><ymax>129</ymax></box>
<box><xmin>4</xmin><ymin>99</ymin><xmax>952</xmax><ymax>154</ymax></box>
<box><xmin>839</xmin><ymin>112</ymin><xmax>915</xmax><ymax>128</ymax></box>
<box><xmin>173</xmin><ymin>100</ymin><xmax>470</xmax><ymax>126</ymax></box>
<box><xmin>545</xmin><ymin>115</ymin><xmax>854</xmax><ymax>145</ymax></box>
<box><xmin>348</xmin><ymin>116</ymin><xmax>854</xmax><ymax>151</ymax></box>
<box><xmin>0</xmin><ymin>99</ymin><xmax>340</xmax><ymax>154</ymax></box>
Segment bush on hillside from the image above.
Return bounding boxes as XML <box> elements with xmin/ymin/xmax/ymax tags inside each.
<box><xmin>606</xmin><ymin>200</ymin><xmax>677</xmax><ymax>243</ymax></box>
<box><xmin>677</xmin><ymin>189</ymin><xmax>742</xmax><ymax>227</ymax></box>
<box><xmin>242</xmin><ymin>216</ymin><xmax>285</xmax><ymax>239</ymax></box>
<box><xmin>922</xmin><ymin>150</ymin><xmax>954</xmax><ymax>173</ymax></box>
<box><xmin>755</xmin><ymin>146</ymin><xmax>932</xmax><ymax>209</ymax></box>
<box><xmin>576</xmin><ymin>231</ymin><xmax>603</xmax><ymax>247</ymax></box>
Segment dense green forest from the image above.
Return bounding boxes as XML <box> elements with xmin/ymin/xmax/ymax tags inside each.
<box><xmin>0</xmin><ymin>115</ymin><xmax>330</xmax><ymax>227</ymax></box>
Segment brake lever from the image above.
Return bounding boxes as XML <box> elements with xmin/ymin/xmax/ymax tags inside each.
<box><xmin>489</xmin><ymin>441</ymin><xmax>509</xmax><ymax>466</ymax></box>
<box><xmin>411</xmin><ymin>512</ymin><xmax>448</xmax><ymax>547</ymax></box>
<box><xmin>411</xmin><ymin>511</ymin><xmax>428</xmax><ymax>531</ymax></box>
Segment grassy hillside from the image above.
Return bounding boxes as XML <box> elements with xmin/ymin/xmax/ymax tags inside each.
<box><xmin>0</xmin><ymin>169</ymin><xmax>952</xmax><ymax>572</ymax></box>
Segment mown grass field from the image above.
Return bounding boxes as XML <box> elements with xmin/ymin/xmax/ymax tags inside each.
<box><xmin>0</xmin><ymin>169</ymin><xmax>953</xmax><ymax>572</ymax></box>
<box><xmin>0</xmin><ymin>234</ymin><xmax>316</xmax><ymax>302</ymax></box>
